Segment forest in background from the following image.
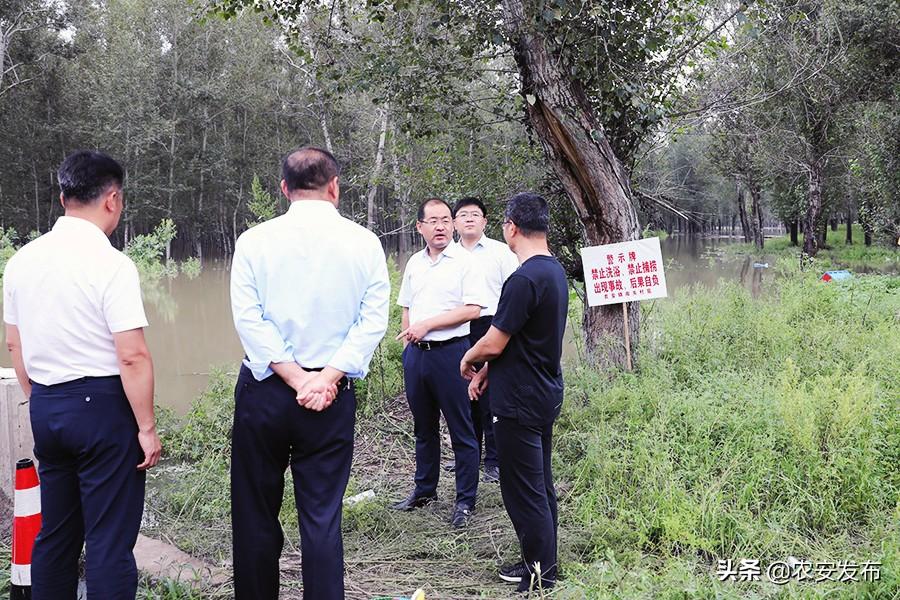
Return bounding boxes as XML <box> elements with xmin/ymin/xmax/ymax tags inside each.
<box><xmin>1</xmin><ymin>0</ymin><xmax>897</xmax><ymax>260</ymax></box>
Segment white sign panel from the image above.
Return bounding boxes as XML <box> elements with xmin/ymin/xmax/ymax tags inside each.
<box><xmin>580</xmin><ymin>237</ymin><xmax>668</xmax><ymax>307</ymax></box>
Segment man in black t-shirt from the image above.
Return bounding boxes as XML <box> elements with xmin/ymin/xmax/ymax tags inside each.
<box><xmin>460</xmin><ymin>192</ymin><xmax>568</xmax><ymax>594</ymax></box>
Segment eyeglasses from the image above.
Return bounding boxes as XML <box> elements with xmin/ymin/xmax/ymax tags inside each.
<box><xmin>455</xmin><ymin>211</ymin><xmax>484</xmax><ymax>219</ymax></box>
<box><xmin>502</xmin><ymin>219</ymin><xmax>514</xmax><ymax>226</ymax></box>
<box><xmin>419</xmin><ymin>217</ymin><xmax>452</xmax><ymax>227</ymax></box>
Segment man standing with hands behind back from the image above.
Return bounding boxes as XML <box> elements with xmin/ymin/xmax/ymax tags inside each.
<box><xmin>461</xmin><ymin>192</ymin><xmax>568</xmax><ymax>593</ymax></box>
<box><xmin>392</xmin><ymin>198</ymin><xmax>487</xmax><ymax>528</ymax></box>
<box><xmin>230</xmin><ymin>146</ymin><xmax>390</xmax><ymax>599</ymax></box>
<box><xmin>4</xmin><ymin>150</ymin><xmax>161</xmax><ymax>600</ymax></box>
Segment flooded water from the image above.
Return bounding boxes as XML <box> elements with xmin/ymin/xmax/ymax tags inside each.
<box><xmin>0</xmin><ymin>235</ymin><xmax>775</xmax><ymax>413</ymax></box>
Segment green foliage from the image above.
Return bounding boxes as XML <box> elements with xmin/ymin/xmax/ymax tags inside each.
<box><xmin>179</xmin><ymin>257</ymin><xmax>202</xmax><ymax>279</ymax></box>
<box><xmin>246</xmin><ymin>175</ymin><xmax>278</xmax><ymax>227</ymax></box>
<box><xmin>125</xmin><ymin>219</ymin><xmax>179</xmax><ymax>279</ymax></box>
<box><xmin>0</xmin><ymin>226</ymin><xmax>19</xmax><ymax>284</ymax></box>
<box><xmin>556</xmin><ymin>272</ymin><xmax>898</xmax><ymax>596</ymax></box>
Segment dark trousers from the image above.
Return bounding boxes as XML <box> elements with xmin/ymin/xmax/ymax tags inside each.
<box><xmin>494</xmin><ymin>416</ymin><xmax>558</xmax><ymax>588</ymax></box>
<box><xmin>402</xmin><ymin>338</ymin><xmax>478</xmax><ymax>507</ymax></box>
<box><xmin>231</xmin><ymin>365</ymin><xmax>355</xmax><ymax>600</ymax></box>
<box><xmin>467</xmin><ymin>315</ymin><xmax>498</xmax><ymax>468</ymax></box>
<box><xmin>29</xmin><ymin>376</ymin><xmax>145</xmax><ymax>600</ymax></box>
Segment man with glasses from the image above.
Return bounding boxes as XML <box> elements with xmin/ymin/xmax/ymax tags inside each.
<box><xmin>391</xmin><ymin>198</ymin><xmax>487</xmax><ymax>528</ymax></box>
<box><xmin>449</xmin><ymin>197</ymin><xmax>519</xmax><ymax>483</ymax></box>
<box><xmin>461</xmin><ymin>193</ymin><xmax>568</xmax><ymax>593</ymax></box>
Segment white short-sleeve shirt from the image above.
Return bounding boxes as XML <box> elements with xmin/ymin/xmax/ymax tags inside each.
<box><xmin>3</xmin><ymin>216</ymin><xmax>149</xmax><ymax>385</ymax></box>
<box><xmin>452</xmin><ymin>235</ymin><xmax>519</xmax><ymax>317</ymax></box>
<box><xmin>397</xmin><ymin>244</ymin><xmax>488</xmax><ymax>341</ymax></box>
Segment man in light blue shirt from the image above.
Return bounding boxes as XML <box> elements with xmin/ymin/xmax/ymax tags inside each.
<box><xmin>230</xmin><ymin>146</ymin><xmax>390</xmax><ymax>600</ymax></box>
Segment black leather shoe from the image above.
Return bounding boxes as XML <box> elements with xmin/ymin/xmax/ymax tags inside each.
<box><xmin>482</xmin><ymin>464</ymin><xmax>500</xmax><ymax>483</ymax></box>
<box><xmin>450</xmin><ymin>503</ymin><xmax>474</xmax><ymax>528</ymax></box>
<box><xmin>390</xmin><ymin>491</ymin><xmax>437</xmax><ymax>511</ymax></box>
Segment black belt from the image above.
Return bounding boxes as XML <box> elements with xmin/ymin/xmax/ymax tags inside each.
<box><xmin>412</xmin><ymin>336</ymin><xmax>466</xmax><ymax>351</ymax></box>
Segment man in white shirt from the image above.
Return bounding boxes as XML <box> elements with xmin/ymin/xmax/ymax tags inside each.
<box><xmin>451</xmin><ymin>197</ymin><xmax>519</xmax><ymax>483</ymax></box>
<box><xmin>230</xmin><ymin>146</ymin><xmax>390</xmax><ymax>600</ymax></box>
<box><xmin>3</xmin><ymin>150</ymin><xmax>161</xmax><ymax>600</ymax></box>
<box><xmin>391</xmin><ymin>198</ymin><xmax>487</xmax><ymax>528</ymax></box>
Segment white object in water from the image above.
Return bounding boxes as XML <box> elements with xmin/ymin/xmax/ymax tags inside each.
<box><xmin>343</xmin><ymin>489</ymin><xmax>376</xmax><ymax>506</ymax></box>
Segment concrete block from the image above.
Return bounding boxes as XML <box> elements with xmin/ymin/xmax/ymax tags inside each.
<box><xmin>0</xmin><ymin>374</ymin><xmax>34</xmax><ymax>501</ymax></box>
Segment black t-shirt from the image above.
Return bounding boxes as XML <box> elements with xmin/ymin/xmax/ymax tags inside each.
<box><xmin>490</xmin><ymin>255</ymin><xmax>568</xmax><ymax>425</ymax></box>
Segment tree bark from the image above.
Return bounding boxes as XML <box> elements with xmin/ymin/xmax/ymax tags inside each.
<box><xmin>846</xmin><ymin>210</ymin><xmax>852</xmax><ymax>245</ymax></box>
<box><xmin>390</xmin><ymin>124</ymin><xmax>410</xmax><ymax>256</ymax></box>
<box><xmin>789</xmin><ymin>221</ymin><xmax>799</xmax><ymax>246</ymax></box>
<box><xmin>737</xmin><ymin>185</ymin><xmax>751</xmax><ymax>243</ymax></box>
<box><xmin>366</xmin><ymin>110</ymin><xmax>388</xmax><ymax>231</ymax></box>
<box><xmin>502</xmin><ymin>0</ymin><xmax>640</xmax><ymax>370</ymax></box>
<box><xmin>748</xmin><ymin>180</ymin><xmax>764</xmax><ymax>249</ymax></box>
<box><xmin>801</xmin><ymin>159</ymin><xmax>824</xmax><ymax>256</ymax></box>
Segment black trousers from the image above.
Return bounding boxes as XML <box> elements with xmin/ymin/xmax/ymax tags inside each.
<box><xmin>231</xmin><ymin>365</ymin><xmax>356</xmax><ymax>600</ymax></box>
<box><xmin>29</xmin><ymin>376</ymin><xmax>145</xmax><ymax>600</ymax></box>
<box><xmin>494</xmin><ymin>416</ymin><xmax>558</xmax><ymax>588</ymax></box>
<box><xmin>402</xmin><ymin>338</ymin><xmax>479</xmax><ymax>507</ymax></box>
<box><xmin>467</xmin><ymin>315</ymin><xmax>498</xmax><ymax>468</ymax></box>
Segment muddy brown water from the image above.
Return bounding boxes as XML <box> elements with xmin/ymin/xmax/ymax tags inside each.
<box><xmin>0</xmin><ymin>236</ymin><xmax>776</xmax><ymax>413</ymax></box>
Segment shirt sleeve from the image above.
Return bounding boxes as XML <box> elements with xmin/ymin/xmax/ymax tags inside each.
<box><xmin>491</xmin><ymin>274</ymin><xmax>535</xmax><ymax>336</ymax></box>
<box><xmin>327</xmin><ymin>239</ymin><xmax>391</xmax><ymax>378</ymax></box>
<box><xmin>3</xmin><ymin>258</ymin><xmax>17</xmax><ymax>325</ymax></box>
<box><xmin>460</xmin><ymin>254</ymin><xmax>489</xmax><ymax>308</ymax></box>
<box><xmin>103</xmin><ymin>258</ymin><xmax>149</xmax><ymax>333</ymax></box>
<box><xmin>397</xmin><ymin>260</ymin><xmax>412</xmax><ymax>307</ymax></box>
<box><xmin>230</xmin><ymin>236</ymin><xmax>295</xmax><ymax>380</ymax></box>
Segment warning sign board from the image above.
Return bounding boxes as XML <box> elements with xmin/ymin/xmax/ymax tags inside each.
<box><xmin>580</xmin><ymin>237</ymin><xmax>668</xmax><ymax>307</ymax></box>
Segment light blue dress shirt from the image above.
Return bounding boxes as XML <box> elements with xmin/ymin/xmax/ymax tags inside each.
<box><xmin>230</xmin><ymin>200</ymin><xmax>390</xmax><ymax>381</ymax></box>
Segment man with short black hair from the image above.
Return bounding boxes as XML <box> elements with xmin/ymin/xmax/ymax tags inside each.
<box><xmin>451</xmin><ymin>197</ymin><xmax>519</xmax><ymax>483</ymax></box>
<box><xmin>4</xmin><ymin>150</ymin><xmax>162</xmax><ymax>600</ymax></box>
<box><xmin>461</xmin><ymin>192</ymin><xmax>568</xmax><ymax>593</ymax></box>
<box><xmin>230</xmin><ymin>146</ymin><xmax>390</xmax><ymax>599</ymax></box>
<box><xmin>392</xmin><ymin>197</ymin><xmax>486</xmax><ymax>528</ymax></box>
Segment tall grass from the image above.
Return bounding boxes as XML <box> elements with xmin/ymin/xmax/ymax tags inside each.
<box><xmin>555</xmin><ymin>269</ymin><xmax>898</xmax><ymax>597</ymax></box>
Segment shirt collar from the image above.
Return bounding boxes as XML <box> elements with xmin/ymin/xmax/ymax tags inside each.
<box><xmin>52</xmin><ymin>216</ymin><xmax>111</xmax><ymax>245</ymax></box>
<box><xmin>420</xmin><ymin>243</ymin><xmax>459</xmax><ymax>264</ymax></box>
<box><xmin>287</xmin><ymin>199</ymin><xmax>339</xmax><ymax>218</ymax></box>
<box><xmin>460</xmin><ymin>234</ymin><xmax>487</xmax><ymax>250</ymax></box>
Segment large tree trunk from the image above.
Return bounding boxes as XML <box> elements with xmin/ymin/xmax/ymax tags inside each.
<box><xmin>502</xmin><ymin>0</ymin><xmax>640</xmax><ymax>370</ymax></box>
<box><xmin>801</xmin><ymin>160</ymin><xmax>824</xmax><ymax>256</ymax></box>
